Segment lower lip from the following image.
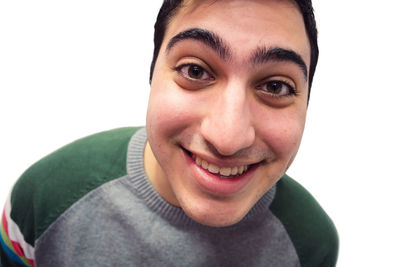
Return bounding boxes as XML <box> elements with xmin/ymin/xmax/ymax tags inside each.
<box><xmin>183</xmin><ymin>150</ymin><xmax>258</xmax><ymax>196</ymax></box>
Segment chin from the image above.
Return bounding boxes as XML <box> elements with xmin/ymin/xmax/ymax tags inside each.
<box><xmin>175</xmin><ymin>189</ymin><xmax>258</xmax><ymax>227</ymax></box>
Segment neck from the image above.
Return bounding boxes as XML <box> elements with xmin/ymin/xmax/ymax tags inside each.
<box><xmin>143</xmin><ymin>141</ymin><xmax>180</xmax><ymax>207</ymax></box>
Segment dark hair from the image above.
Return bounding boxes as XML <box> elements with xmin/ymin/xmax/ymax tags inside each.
<box><xmin>149</xmin><ymin>0</ymin><xmax>318</xmax><ymax>100</ymax></box>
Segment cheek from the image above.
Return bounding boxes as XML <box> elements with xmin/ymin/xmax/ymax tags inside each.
<box><xmin>146</xmin><ymin>82</ymin><xmax>201</xmax><ymax>142</ymax></box>
<box><xmin>257</xmin><ymin>108</ymin><xmax>306</xmax><ymax>160</ymax></box>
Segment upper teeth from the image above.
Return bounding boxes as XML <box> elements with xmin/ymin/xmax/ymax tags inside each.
<box><xmin>193</xmin><ymin>155</ymin><xmax>248</xmax><ymax>177</ymax></box>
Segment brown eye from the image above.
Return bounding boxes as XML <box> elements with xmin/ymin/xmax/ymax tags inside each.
<box><xmin>258</xmin><ymin>80</ymin><xmax>296</xmax><ymax>97</ymax></box>
<box><xmin>188</xmin><ymin>65</ymin><xmax>204</xmax><ymax>79</ymax></box>
<box><xmin>267</xmin><ymin>81</ymin><xmax>284</xmax><ymax>94</ymax></box>
<box><xmin>176</xmin><ymin>64</ymin><xmax>214</xmax><ymax>81</ymax></box>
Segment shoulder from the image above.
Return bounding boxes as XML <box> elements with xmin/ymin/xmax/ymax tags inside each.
<box><xmin>270</xmin><ymin>174</ymin><xmax>339</xmax><ymax>267</ymax></box>
<box><xmin>8</xmin><ymin>127</ymin><xmax>141</xmax><ymax>245</ymax></box>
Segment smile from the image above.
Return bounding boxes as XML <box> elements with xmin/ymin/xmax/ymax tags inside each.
<box><xmin>191</xmin><ymin>154</ymin><xmax>250</xmax><ymax>178</ymax></box>
<box><xmin>182</xmin><ymin>148</ymin><xmax>260</xmax><ymax>195</ymax></box>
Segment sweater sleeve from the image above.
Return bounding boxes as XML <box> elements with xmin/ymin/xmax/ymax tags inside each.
<box><xmin>1</xmin><ymin>127</ymin><xmax>138</xmax><ymax>267</ymax></box>
<box><xmin>1</xmin><ymin>194</ymin><xmax>35</xmax><ymax>267</ymax></box>
<box><xmin>270</xmin><ymin>175</ymin><xmax>339</xmax><ymax>267</ymax></box>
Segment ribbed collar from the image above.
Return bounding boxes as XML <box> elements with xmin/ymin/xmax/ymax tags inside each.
<box><xmin>126</xmin><ymin>128</ymin><xmax>276</xmax><ymax>229</ymax></box>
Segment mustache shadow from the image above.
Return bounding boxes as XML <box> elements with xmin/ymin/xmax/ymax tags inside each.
<box><xmin>180</xmin><ymin>133</ymin><xmax>276</xmax><ymax>163</ymax></box>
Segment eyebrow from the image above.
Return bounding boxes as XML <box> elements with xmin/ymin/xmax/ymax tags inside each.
<box><xmin>251</xmin><ymin>47</ymin><xmax>308</xmax><ymax>81</ymax></box>
<box><xmin>166</xmin><ymin>28</ymin><xmax>231</xmax><ymax>60</ymax></box>
<box><xmin>166</xmin><ymin>28</ymin><xmax>308</xmax><ymax>80</ymax></box>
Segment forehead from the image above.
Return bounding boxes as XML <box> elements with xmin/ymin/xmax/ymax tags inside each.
<box><xmin>164</xmin><ymin>0</ymin><xmax>310</xmax><ymax>66</ymax></box>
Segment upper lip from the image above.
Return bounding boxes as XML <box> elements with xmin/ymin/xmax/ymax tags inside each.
<box><xmin>183</xmin><ymin>147</ymin><xmax>263</xmax><ymax>168</ymax></box>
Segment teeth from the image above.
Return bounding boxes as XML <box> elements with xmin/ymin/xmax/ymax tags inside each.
<box><xmin>201</xmin><ymin>160</ymin><xmax>208</xmax><ymax>169</ymax></box>
<box><xmin>195</xmin><ymin>156</ymin><xmax>202</xmax><ymax>165</ymax></box>
<box><xmin>238</xmin><ymin>166</ymin><xmax>244</xmax><ymax>174</ymax></box>
<box><xmin>220</xmin><ymin>168</ymin><xmax>231</xmax><ymax>176</ymax></box>
<box><xmin>208</xmin><ymin>164</ymin><xmax>219</xmax><ymax>174</ymax></box>
<box><xmin>231</xmin><ymin>167</ymin><xmax>238</xmax><ymax>175</ymax></box>
<box><xmin>193</xmin><ymin>155</ymin><xmax>249</xmax><ymax>177</ymax></box>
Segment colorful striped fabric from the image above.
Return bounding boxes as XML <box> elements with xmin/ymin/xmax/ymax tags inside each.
<box><xmin>1</xmin><ymin>195</ymin><xmax>35</xmax><ymax>267</ymax></box>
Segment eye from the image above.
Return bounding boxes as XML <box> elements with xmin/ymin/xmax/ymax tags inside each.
<box><xmin>257</xmin><ymin>80</ymin><xmax>296</xmax><ymax>97</ymax></box>
<box><xmin>176</xmin><ymin>64</ymin><xmax>214</xmax><ymax>81</ymax></box>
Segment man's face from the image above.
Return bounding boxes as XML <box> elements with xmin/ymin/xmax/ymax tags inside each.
<box><xmin>145</xmin><ymin>0</ymin><xmax>310</xmax><ymax>227</ymax></box>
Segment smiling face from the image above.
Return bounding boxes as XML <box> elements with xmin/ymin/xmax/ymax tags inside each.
<box><xmin>145</xmin><ymin>0</ymin><xmax>311</xmax><ymax>227</ymax></box>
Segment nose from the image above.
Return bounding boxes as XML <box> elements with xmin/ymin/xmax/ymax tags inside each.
<box><xmin>200</xmin><ymin>81</ymin><xmax>255</xmax><ymax>156</ymax></box>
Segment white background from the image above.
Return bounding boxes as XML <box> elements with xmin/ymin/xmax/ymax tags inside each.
<box><xmin>1</xmin><ymin>1</ymin><xmax>399</xmax><ymax>266</ymax></box>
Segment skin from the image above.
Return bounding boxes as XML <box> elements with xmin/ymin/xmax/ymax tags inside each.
<box><xmin>145</xmin><ymin>0</ymin><xmax>311</xmax><ymax>227</ymax></box>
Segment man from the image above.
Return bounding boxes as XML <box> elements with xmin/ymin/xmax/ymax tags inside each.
<box><xmin>1</xmin><ymin>0</ymin><xmax>338</xmax><ymax>266</ymax></box>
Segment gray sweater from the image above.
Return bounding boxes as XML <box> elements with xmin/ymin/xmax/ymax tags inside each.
<box><xmin>1</xmin><ymin>127</ymin><xmax>338</xmax><ymax>267</ymax></box>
